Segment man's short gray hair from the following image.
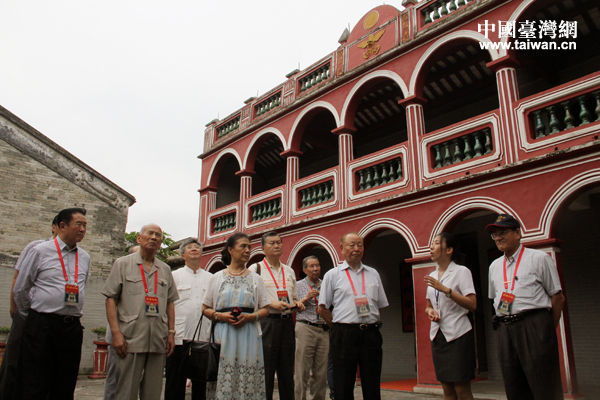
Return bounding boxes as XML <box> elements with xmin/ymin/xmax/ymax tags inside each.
<box><xmin>302</xmin><ymin>255</ymin><xmax>319</xmax><ymax>270</ymax></box>
<box><xmin>179</xmin><ymin>238</ymin><xmax>202</xmax><ymax>255</ymax></box>
<box><xmin>140</xmin><ymin>223</ymin><xmax>162</xmax><ymax>235</ymax></box>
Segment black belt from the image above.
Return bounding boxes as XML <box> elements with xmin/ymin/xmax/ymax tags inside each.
<box><xmin>267</xmin><ymin>313</ymin><xmax>293</xmax><ymax>319</ymax></box>
<box><xmin>217</xmin><ymin>307</ymin><xmax>254</xmax><ymax>314</ymax></box>
<box><xmin>298</xmin><ymin>320</ymin><xmax>329</xmax><ymax>331</ymax></box>
<box><xmin>493</xmin><ymin>308</ymin><xmax>548</xmax><ymax>326</ymax></box>
<box><xmin>335</xmin><ymin>322</ymin><xmax>382</xmax><ymax>330</ymax></box>
<box><xmin>35</xmin><ymin>311</ymin><xmax>81</xmax><ymax>324</ymax></box>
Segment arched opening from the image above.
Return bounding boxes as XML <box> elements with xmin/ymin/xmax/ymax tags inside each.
<box><xmin>346</xmin><ymin>78</ymin><xmax>408</xmax><ymax>159</ymax></box>
<box><xmin>418</xmin><ymin>41</ymin><xmax>498</xmax><ymax>133</ymax></box>
<box><xmin>209</xmin><ymin>261</ymin><xmax>226</xmax><ymax>274</ymax></box>
<box><xmin>514</xmin><ymin>0</ymin><xmax>600</xmax><ymax>99</ymax></box>
<box><xmin>362</xmin><ymin>229</ymin><xmax>415</xmax><ymax>381</ymax></box>
<box><xmin>555</xmin><ymin>185</ymin><xmax>600</xmax><ymax>398</ymax></box>
<box><xmin>444</xmin><ymin>209</ymin><xmax>500</xmax><ymax>381</ymax></box>
<box><xmin>215</xmin><ymin>155</ymin><xmax>241</xmax><ymax>209</ymax></box>
<box><xmin>295</xmin><ymin>110</ymin><xmax>339</xmax><ymax>179</ymax></box>
<box><xmin>248</xmin><ymin>134</ymin><xmax>286</xmax><ymax>195</ymax></box>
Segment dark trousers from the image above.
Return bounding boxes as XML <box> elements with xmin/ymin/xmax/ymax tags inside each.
<box><xmin>165</xmin><ymin>345</ymin><xmax>206</xmax><ymax>400</ymax></box>
<box><xmin>261</xmin><ymin>317</ymin><xmax>295</xmax><ymax>400</ymax></box>
<box><xmin>18</xmin><ymin>310</ymin><xmax>83</xmax><ymax>400</ymax></box>
<box><xmin>0</xmin><ymin>312</ymin><xmax>26</xmax><ymax>400</ymax></box>
<box><xmin>497</xmin><ymin>310</ymin><xmax>564</xmax><ymax>400</ymax></box>
<box><xmin>330</xmin><ymin>324</ymin><xmax>383</xmax><ymax>400</ymax></box>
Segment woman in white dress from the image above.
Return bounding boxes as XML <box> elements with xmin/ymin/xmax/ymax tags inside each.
<box><xmin>202</xmin><ymin>233</ymin><xmax>271</xmax><ymax>400</ymax></box>
<box><xmin>424</xmin><ymin>232</ymin><xmax>477</xmax><ymax>400</ymax></box>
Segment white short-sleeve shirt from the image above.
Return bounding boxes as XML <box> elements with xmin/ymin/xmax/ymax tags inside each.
<box><xmin>172</xmin><ymin>266</ymin><xmax>213</xmax><ymax>345</ymax></box>
<box><xmin>425</xmin><ymin>262</ymin><xmax>475</xmax><ymax>341</ymax></box>
<box><xmin>319</xmin><ymin>261</ymin><xmax>389</xmax><ymax>324</ymax></box>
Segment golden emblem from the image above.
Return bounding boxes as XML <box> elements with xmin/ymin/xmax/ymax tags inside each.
<box><xmin>358</xmin><ymin>29</ymin><xmax>385</xmax><ymax>59</ymax></box>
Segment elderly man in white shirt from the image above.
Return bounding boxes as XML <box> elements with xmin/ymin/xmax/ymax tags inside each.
<box><xmin>319</xmin><ymin>232</ymin><xmax>389</xmax><ymax>400</ymax></box>
<box><xmin>165</xmin><ymin>238</ymin><xmax>213</xmax><ymax>400</ymax></box>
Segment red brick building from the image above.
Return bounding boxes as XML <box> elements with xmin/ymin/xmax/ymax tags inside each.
<box><xmin>197</xmin><ymin>0</ymin><xmax>599</xmax><ymax>397</ymax></box>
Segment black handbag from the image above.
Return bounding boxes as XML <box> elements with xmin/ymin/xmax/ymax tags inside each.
<box><xmin>179</xmin><ymin>315</ymin><xmax>221</xmax><ymax>382</ymax></box>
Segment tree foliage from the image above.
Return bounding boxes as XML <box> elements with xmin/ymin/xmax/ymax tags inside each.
<box><xmin>124</xmin><ymin>231</ymin><xmax>178</xmax><ymax>262</ymax></box>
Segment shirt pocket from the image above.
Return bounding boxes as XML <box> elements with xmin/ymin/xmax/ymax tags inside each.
<box><xmin>125</xmin><ymin>275</ymin><xmax>144</xmax><ymax>296</ymax></box>
<box><xmin>177</xmin><ymin>285</ymin><xmax>192</xmax><ymax>300</ymax></box>
<box><xmin>368</xmin><ymin>283</ymin><xmax>380</xmax><ymax>303</ymax></box>
<box><xmin>514</xmin><ymin>273</ymin><xmax>536</xmax><ymax>297</ymax></box>
<box><xmin>118</xmin><ymin>313</ymin><xmax>139</xmax><ymax>339</ymax></box>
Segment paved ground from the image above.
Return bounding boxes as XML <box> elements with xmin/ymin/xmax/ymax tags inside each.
<box><xmin>74</xmin><ymin>376</ymin><xmax>509</xmax><ymax>400</ymax></box>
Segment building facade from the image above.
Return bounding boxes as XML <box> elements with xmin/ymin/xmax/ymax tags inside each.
<box><xmin>0</xmin><ymin>105</ymin><xmax>136</xmax><ymax>372</ymax></box>
<box><xmin>197</xmin><ymin>0</ymin><xmax>600</xmax><ymax>397</ymax></box>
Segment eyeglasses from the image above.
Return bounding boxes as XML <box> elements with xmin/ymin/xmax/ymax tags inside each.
<box><xmin>491</xmin><ymin>229</ymin><xmax>514</xmax><ymax>240</ymax></box>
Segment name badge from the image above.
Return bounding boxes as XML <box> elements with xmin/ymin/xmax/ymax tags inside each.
<box><xmin>355</xmin><ymin>297</ymin><xmax>370</xmax><ymax>317</ymax></box>
<box><xmin>497</xmin><ymin>292</ymin><xmax>515</xmax><ymax>315</ymax></box>
<box><xmin>145</xmin><ymin>296</ymin><xmax>159</xmax><ymax>316</ymax></box>
<box><xmin>65</xmin><ymin>284</ymin><xmax>79</xmax><ymax>306</ymax></box>
<box><xmin>316</xmin><ymin>307</ymin><xmax>324</xmax><ymax>323</ymax></box>
<box><xmin>277</xmin><ymin>290</ymin><xmax>290</xmax><ymax>304</ymax></box>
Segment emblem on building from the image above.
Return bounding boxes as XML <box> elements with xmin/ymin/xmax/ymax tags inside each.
<box><xmin>358</xmin><ymin>29</ymin><xmax>385</xmax><ymax>59</ymax></box>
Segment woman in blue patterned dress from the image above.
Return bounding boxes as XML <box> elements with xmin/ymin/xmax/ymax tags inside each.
<box><xmin>202</xmin><ymin>233</ymin><xmax>271</xmax><ymax>400</ymax></box>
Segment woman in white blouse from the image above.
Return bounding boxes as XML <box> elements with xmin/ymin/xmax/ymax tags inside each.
<box><xmin>424</xmin><ymin>232</ymin><xmax>477</xmax><ymax>400</ymax></box>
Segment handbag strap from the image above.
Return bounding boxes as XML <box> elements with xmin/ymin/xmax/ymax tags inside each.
<box><xmin>192</xmin><ymin>312</ymin><xmax>204</xmax><ymax>341</ymax></box>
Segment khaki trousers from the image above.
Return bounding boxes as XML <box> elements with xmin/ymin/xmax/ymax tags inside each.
<box><xmin>294</xmin><ymin>322</ymin><xmax>330</xmax><ymax>400</ymax></box>
<box><xmin>115</xmin><ymin>352</ymin><xmax>165</xmax><ymax>400</ymax></box>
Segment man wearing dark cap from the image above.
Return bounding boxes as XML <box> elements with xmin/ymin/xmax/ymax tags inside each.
<box><xmin>486</xmin><ymin>214</ymin><xmax>565</xmax><ymax>400</ymax></box>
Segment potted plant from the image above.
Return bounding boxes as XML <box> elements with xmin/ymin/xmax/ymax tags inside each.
<box><xmin>0</xmin><ymin>327</ymin><xmax>10</xmax><ymax>343</ymax></box>
<box><xmin>90</xmin><ymin>326</ymin><xmax>107</xmax><ymax>342</ymax></box>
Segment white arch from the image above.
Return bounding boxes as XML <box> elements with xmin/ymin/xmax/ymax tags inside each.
<box><xmin>539</xmin><ymin>169</ymin><xmax>600</xmax><ymax>238</ymax></box>
<box><xmin>409</xmin><ymin>30</ymin><xmax>500</xmax><ymax>96</ymax></box>
<box><xmin>500</xmin><ymin>0</ymin><xmax>536</xmax><ymax>57</ymax></box>
<box><xmin>242</xmin><ymin>127</ymin><xmax>288</xmax><ymax>170</ymax></box>
<box><xmin>286</xmin><ymin>235</ymin><xmax>340</xmax><ymax>266</ymax></box>
<box><xmin>205</xmin><ymin>254</ymin><xmax>224</xmax><ymax>272</ymax></box>
<box><xmin>358</xmin><ymin>218</ymin><xmax>420</xmax><ymax>257</ymax></box>
<box><xmin>430</xmin><ymin>197</ymin><xmax>520</xmax><ymax>246</ymax></box>
<box><xmin>249</xmin><ymin>247</ymin><xmax>265</xmax><ymax>259</ymax></box>
<box><xmin>206</xmin><ymin>148</ymin><xmax>243</xmax><ymax>187</ymax></box>
<box><xmin>287</xmin><ymin>101</ymin><xmax>341</xmax><ymax>149</ymax></box>
<box><xmin>339</xmin><ymin>70</ymin><xmax>410</xmax><ymax>125</ymax></box>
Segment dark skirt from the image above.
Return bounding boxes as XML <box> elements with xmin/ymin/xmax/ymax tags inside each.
<box><xmin>431</xmin><ymin>329</ymin><xmax>476</xmax><ymax>382</ymax></box>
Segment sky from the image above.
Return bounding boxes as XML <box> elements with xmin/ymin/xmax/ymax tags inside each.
<box><xmin>1</xmin><ymin>0</ymin><xmax>403</xmax><ymax>241</ymax></box>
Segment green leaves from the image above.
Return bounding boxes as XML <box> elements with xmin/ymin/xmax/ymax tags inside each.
<box><xmin>124</xmin><ymin>230</ymin><xmax>178</xmax><ymax>262</ymax></box>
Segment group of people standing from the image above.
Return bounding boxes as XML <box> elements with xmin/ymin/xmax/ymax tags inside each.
<box><xmin>0</xmin><ymin>208</ymin><xmax>566</xmax><ymax>400</ymax></box>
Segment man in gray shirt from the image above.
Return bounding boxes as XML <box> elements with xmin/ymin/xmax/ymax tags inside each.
<box><xmin>13</xmin><ymin>208</ymin><xmax>90</xmax><ymax>400</ymax></box>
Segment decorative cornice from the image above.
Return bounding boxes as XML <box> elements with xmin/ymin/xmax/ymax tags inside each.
<box><xmin>0</xmin><ymin>105</ymin><xmax>136</xmax><ymax>214</ymax></box>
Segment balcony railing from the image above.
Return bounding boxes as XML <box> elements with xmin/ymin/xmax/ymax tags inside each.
<box><xmin>356</xmin><ymin>158</ymin><xmax>403</xmax><ymax>192</ymax></box>
<box><xmin>217</xmin><ymin>116</ymin><xmax>241</xmax><ymax>139</ymax></box>
<box><xmin>421</xmin><ymin>0</ymin><xmax>472</xmax><ymax>26</ymax></box>
<box><xmin>212</xmin><ymin>211</ymin><xmax>236</xmax><ymax>233</ymax></box>
<box><xmin>432</xmin><ymin>127</ymin><xmax>492</xmax><ymax>169</ymax></box>
<box><xmin>299</xmin><ymin>180</ymin><xmax>334</xmax><ymax>208</ymax></box>
<box><xmin>531</xmin><ymin>90</ymin><xmax>600</xmax><ymax>139</ymax></box>
<box><xmin>299</xmin><ymin>63</ymin><xmax>331</xmax><ymax>93</ymax></box>
<box><xmin>250</xmin><ymin>197</ymin><xmax>282</xmax><ymax>223</ymax></box>
<box><xmin>255</xmin><ymin>91</ymin><xmax>282</xmax><ymax>118</ymax></box>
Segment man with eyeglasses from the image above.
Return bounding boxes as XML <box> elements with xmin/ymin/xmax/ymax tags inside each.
<box><xmin>486</xmin><ymin>214</ymin><xmax>564</xmax><ymax>400</ymax></box>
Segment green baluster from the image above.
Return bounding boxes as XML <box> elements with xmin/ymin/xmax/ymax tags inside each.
<box><xmin>381</xmin><ymin>162</ymin><xmax>389</xmax><ymax>184</ymax></box>
<box><xmin>322</xmin><ymin>183</ymin><xmax>329</xmax><ymax>200</ymax></box>
<box><xmin>301</xmin><ymin>79</ymin><xmax>307</xmax><ymax>92</ymax></box>
<box><xmin>448</xmin><ymin>0</ymin><xmax>457</xmax><ymax>12</ymax></box>
<box><xmin>452</xmin><ymin>138</ymin><xmax>464</xmax><ymax>163</ymax></box>
<box><xmin>305</xmin><ymin>189</ymin><xmax>312</xmax><ymax>206</ymax></box>
<box><xmin>328</xmin><ymin>181</ymin><xmax>334</xmax><ymax>200</ymax></box>
<box><xmin>473</xmin><ymin>132</ymin><xmax>483</xmax><ymax>157</ymax></box>
<box><xmin>578</xmin><ymin>95</ymin><xmax>592</xmax><ymax>125</ymax></box>
<box><xmin>463</xmin><ymin>136</ymin><xmax>473</xmax><ymax>160</ymax></box>
<box><xmin>484</xmin><ymin>128</ymin><xmax>493</xmax><ymax>154</ymax></box>
<box><xmin>255</xmin><ymin>204</ymin><xmax>262</xmax><ymax>220</ymax></box>
<box><xmin>547</xmin><ymin>105</ymin><xmax>561</xmax><ymax>134</ymax></box>
<box><xmin>562</xmin><ymin>100</ymin><xmax>575</xmax><ymax>129</ymax></box>
<box><xmin>434</xmin><ymin>144</ymin><xmax>442</xmax><ymax>168</ymax></box>
<box><xmin>275</xmin><ymin>95</ymin><xmax>281</xmax><ymax>107</ymax></box>
<box><xmin>373</xmin><ymin>166</ymin><xmax>381</xmax><ymax>187</ymax></box>
<box><xmin>317</xmin><ymin>184</ymin><xmax>324</xmax><ymax>203</ymax></box>
<box><xmin>358</xmin><ymin>170</ymin><xmax>365</xmax><ymax>191</ymax></box>
<box><xmin>213</xmin><ymin>217</ymin><xmax>219</xmax><ymax>232</ymax></box>
<box><xmin>316</xmin><ymin>69</ymin><xmax>323</xmax><ymax>84</ymax></box>
<box><xmin>389</xmin><ymin>160</ymin><xmax>398</xmax><ymax>180</ymax></box>
<box><xmin>423</xmin><ymin>6</ymin><xmax>432</xmax><ymax>24</ymax></box>
<box><xmin>593</xmin><ymin>91</ymin><xmax>600</xmax><ymax>121</ymax></box>
<box><xmin>432</xmin><ymin>2</ymin><xmax>441</xmax><ymax>19</ymax></box>
<box><xmin>365</xmin><ymin>168</ymin><xmax>373</xmax><ymax>189</ymax></box>
<box><xmin>252</xmin><ymin>206</ymin><xmax>257</xmax><ymax>222</ymax></box>
<box><xmin>266</xmin><ymin>201</ymin><xmax>272</xmax><ymax>218</ymax></box>
<box><xmin>396</xmin><ymin>158</ymin><xmax>403</xmax><ymax>179</ymax></box>
<box><xmin>440</xmin><ymin>0</ymin><xmax>449</xmax><ymax>16</ymax></box>
<box><xmin>276</xmin><ymin>198</ymin><xmax>281</xmax><ymax>215</ymax></box>
<box><xmin>533</xmin><ymin>110</ymin><xmax>546</xmax><ymax>138</ymax></box>
<box><xmin>443</xmin><ymin>142</ymin><xmax>452</xmax><ymax>166</ymax></box>
<box><xmin>311</xmin><ymin>187</ymin><xmax>318</xmax><ymax>206</ymax></box>
<box><xmin>300</xmin><ymin>190</ymin><xmax>306</xmax><ymax>208</ymax></box>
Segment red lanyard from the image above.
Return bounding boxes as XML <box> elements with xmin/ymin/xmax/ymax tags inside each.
<box><xmin>54</xmin><ymin>237</ymin><xmax>78</xmax><ymax>283</ymax></box>
<box><xmin>503</xmin><ymin>247</ymin><xmax>525</xmax><ymax>291</ymax></box>
<box><xmin>345</xmin><ymin>268</ymin><xmax>365</xmax><ymax>296</ymax></box>
<box><xmin>139</xmin><ymin>264</ymin><xmax>158</xmax><ymax>295</ymax></box>
<box><xmin>263</xmin><ymin>259</ymin><xmax>285</xmax><ymax>289</ymax></box>
<box><xmin>307</xmin><ymin>281</ymin><xmax>319</xmax><ymax>306</ymax></box>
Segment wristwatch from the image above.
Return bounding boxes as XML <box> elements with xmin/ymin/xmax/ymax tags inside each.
<box><xmin>445</xmin><ymin>288</ymin><xmax>453</xmax><ymax>298</ymax></box>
